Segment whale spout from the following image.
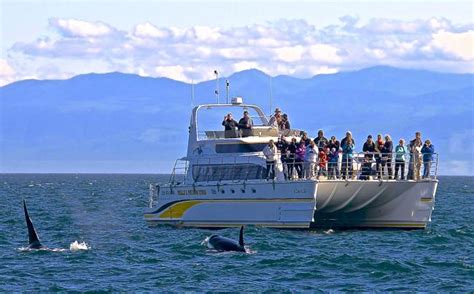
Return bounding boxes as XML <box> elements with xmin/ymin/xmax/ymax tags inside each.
<box><xmin>23</xmin><ymin>200</ymin><xmax>42</xmax><ymax>249</ymax></box>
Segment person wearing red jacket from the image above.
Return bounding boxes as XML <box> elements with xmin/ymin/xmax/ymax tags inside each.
<box><xmin>317</xmin><ymin>147</ymin><xmax>328</xmax><ymax>179</ymax></box>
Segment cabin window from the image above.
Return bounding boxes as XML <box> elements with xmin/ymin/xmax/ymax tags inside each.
<box><xmin>215</xmin><ymin>143</ymin><xmax>267</xmax><ymax>153</ymax></box>
<box><xmin>192</xmin><ymin>163</ymin><xmax>265</xmax><ymax>182</ymax></box>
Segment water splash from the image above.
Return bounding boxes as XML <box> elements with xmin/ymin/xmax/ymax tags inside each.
<box><xmin>70</xmin><ymin>241</ymin><xmax>90</xmax><ymax>251</ymax></box>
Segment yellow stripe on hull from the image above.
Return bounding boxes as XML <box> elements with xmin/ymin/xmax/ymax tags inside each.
<box><xmin>147</xmin><ymin>198</ymin><xmax>315</xmax><ymax>219</ymax></box>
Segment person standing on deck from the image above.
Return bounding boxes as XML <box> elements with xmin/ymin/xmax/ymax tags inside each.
<box><xmin>314</xmin><ymin>130</ymin><xmax>328</xmax><ymax>151</ymax></box>
<box><xmin>408</xmin><ymin>132</ymin><xmax>422</xmax><ymax>180</ymax></box>
<box><xmin>300</xmin><ymin>131</ymin><xmax>311</xmax><ymax>146</ymax></box>
<box><xmin>361</xmin><ymin>135</ymin><xmax>376</xmax><ymax>180</ymax></box>
<box><xmin>395</xmin><ymin>139</ymin><xmax>407</xmax><ymax>180</ymax></box>
<box><xmin>421</xmin><ymin>139</ymin><xmax>435</xmax><ymax>179</ymax></box>
<box><xmin>295</xmin><ymin>141</ymin><xmax>306</xmax><ymax>179</ymax></box>
<box><xmin>304</xmin><ymin>140</ymin><xmax>318</xmax><ymax>179</ymax></box>
<box><xmin>287</xmin><ymin>138</ymin><xmax>298</xmax><ymax>179</ymax></box>
<box><xmin>268</xmin><ymin>108</ymin><xmax>282</xmax><ymax>129</ymax></box>
<box><xmin>263</xmin><ymin>140</ymin><xmax>278</xmax><ymax>180</ymax></box>
<box><xmin>381</xmin><ymin>135</ymin><xmax>394</xmax><ymax>179</ymax></box>
<box><xmin>374</xmin><ymin>134</ymin><xmax>384</xmax><ymax>179</ymax></box>
<box><xmin>238</xmin><ymin>110</ymin><xmax>253</xmax><ymax>137</ymax></box>
<box><xmin>276</xmin><ymin>135</ymin><xmax>289</xmax><ymax>180</ymax></box>
<box><xmin>317</xmin><ymin>147</ymin><xmax>329</xmax><ymax>179</ymax></box>
<box><xmin>222</xmin><ymin>113</ymin><xmax>238</xmax><ymax>138</ymax></box>
<box><xmin>328</xmin><ymin>147</ymin><xmax>340</xmax><ymax>179</ymax></box>
<box><xmin>341</xmin><ymin>132</ymin><xmax>355</xmax><ymax>180</ymax></box>
<box><xmin>413</xmin><ymin>139</ymin><xmax>423</xmax><ymax>180</ymax></box>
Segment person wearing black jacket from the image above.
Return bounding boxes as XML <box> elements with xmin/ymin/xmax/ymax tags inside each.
<box><xmin>287</xmin><ymin>138</ymin><xmax>298</xmax><ymax>179</ymax></box>
<box><xmin>238</xmin><ymin>111</ymin><xmax>253</xmax><ymax>137</ymax></box>
<box><xmin>361</xmin><ymin>135</ymin><xmax>376</xmax><ymax>180</ymax></box>
<box><xmin>313</xmin><ymin>129</ymin><xmax>328</xmax><ymax>151</ymax></box>
<box><xmin>222</xmin><ymin>113</ymin><xmax>238</xmax><ymax>138</ymax></box>
<box><xmin>381</xmin><ymin>134</ymin><xmax>394</xmax><ymax>179</ymax></box>
<box><xmin>340</xmin><ymin>131</ymin><xmax>355</xmax><ymax>148</ymax></box>
<box><xmin>327</xmin><ymin>136</ymin><xmax>340</xmax><ymax>151</ymax></box>
<box><xmin>276</xmin><ymin>136</ymin><xmax>289</xmax><ymax>179</ymax></box>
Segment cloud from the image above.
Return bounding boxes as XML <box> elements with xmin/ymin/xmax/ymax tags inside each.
<box><xmin>0</xmin><ymin>59</ymin><xmax>16</xmax><ymax>86</ymax></box>
<box><xmin>5</xmin><ymin>16</ymin><xmax>474</xmax><ymax>85</ymax></box>
<box><xmin>430</xmin><ymin>30</ymin><xmax>474</xmax><ymax>60</ymax></box>
<box><xmin>49</xmin><ymin>18</ymin><xmax>116</xmax><ymax>38</ymax></box>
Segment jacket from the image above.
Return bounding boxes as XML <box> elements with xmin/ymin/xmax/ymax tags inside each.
<box><xmin>222</xmin><ymin>119</ymin><xmax>238</xmax><ymax>131</ymax></box>
<box><xmin>318</xmin><ymin>151</ymin><xmax>328</xmax><ymax>167</ymax></box>
<box><xmin>342</xmin><ymin>143</ymin><xmax>354</xmax><ymax>159</ymax></box>
<box><xmin>314</xmin><ymin>136</ymin><xmax>328</xmax><ymax>151</ymax></box>
<box><xmin>421</xmin><ymin>144</ymin><xmax>435</xmax><ymax>162</ymax></box>
<box><xmin>381</xmin><ymin>140</ymin><xmax>393</xmax><ymax>159</ymax></box>
<box><xmin>395</xmin><ymin>145</ymin><xmax>407</xmax><ymax>161</ymax></box>
<box><xmin>296</xmin><ymin>143</ymin><xmax>306</xmax><ymax>161</ymax></box>
<box><xmin>305</xmin><ymin>146</ymin><xmax>317</xmax><ymax>162</ymax></box>
<box><xmin>263</xmin><ymin>145</ymin><xmax>278</xmax><ymax>162</ymax></box>
<box><xmin>328</xmin><ymin>150</ymin><xmax>339</xmax><ymax>163</ymax></box>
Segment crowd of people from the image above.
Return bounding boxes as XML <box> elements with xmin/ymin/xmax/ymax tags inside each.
<box><xmin>262</xmin><ymin>129</ymin><xmax>435</xmax><ymax>181</ymax></box>
<box><xmin>222</xmin><ymin>108</ymin><xmax>436</xmax><ymax>181</ymax></box>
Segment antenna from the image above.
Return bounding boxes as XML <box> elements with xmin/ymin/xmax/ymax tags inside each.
<box><xmin>226</xmin><ymin>79</ymin><xmax>230</xmax><ymax>104</ymax></box>
<box><xmin>269</xmin><ymin>76</ymin><xmax>273</xmax><ymax>115</ymax></box>
<box><xmin>191</xmin><ymin>78</ymin><xmax>195</xmax><ymax>107</ymax></box>
<box><xmin>214</xmin><ymin>70</ymin><xmax>219</xmax><ymax>104</ymax></box>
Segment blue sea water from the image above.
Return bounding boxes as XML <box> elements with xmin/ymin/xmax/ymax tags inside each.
<box><xmin>0</xmin><ymin>174</ymin><xmax>472</xmax><ymax>292</ymax></box>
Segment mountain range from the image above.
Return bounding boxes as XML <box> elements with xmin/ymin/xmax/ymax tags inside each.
<box><xmin>1</xmin><ymin>66</ymin><xmax>473</xmax><ymax>175</ymax></box>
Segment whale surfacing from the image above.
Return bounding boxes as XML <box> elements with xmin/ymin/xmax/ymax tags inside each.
<box><xmin>207</xmin><ymin>226</ymin><xmax>246</xmax><ymax>252</ymax></box>
<box><xmin>23</xmin><ymin>200</ymin><xmax>43</xmax><ymax>249</ymax></box>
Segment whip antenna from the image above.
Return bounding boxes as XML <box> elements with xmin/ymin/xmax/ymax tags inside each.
<box><xmin>214</xmin><ymin>70</ymin><xmax>219</xmax><ymax>104</ymax></box>
<box><xmin>226</xmin><ymin>80</ymin><xmax>230</xmax><ymax>104</ymax></box>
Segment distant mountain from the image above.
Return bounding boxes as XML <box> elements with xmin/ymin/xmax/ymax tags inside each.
<box><xmin>1</xmin><ymin>66</ymin><xmax>473</xmax><ymax>174</ymax></box>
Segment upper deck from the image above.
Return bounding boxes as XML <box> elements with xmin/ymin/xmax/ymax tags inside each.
<box><xmin>187</xmin><ymin>100</ymin><xmax>301</xmax><ymax>157</ymax></box>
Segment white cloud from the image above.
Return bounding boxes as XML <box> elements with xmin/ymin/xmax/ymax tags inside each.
<box><xmin>308</xmin><ymin>44</ymin><xmax>342</xmax><ymax>64</ymax></box>
<box><xmin>5</xmin><ymin>16</ymin><xmax>474</xmax><ymax>84</ymax></box>
<box><xmin>50</xmin><ymin>18</ymin><xmax>115</xmax><ymax>38</ymax></box>
<box><xmin>430</xmin><ymin>30</ymin><xmax>474</xmax><ymax>60</ymax></box>
<box><xmin>154</xmin><ymin>65</ymin><xmax>188</xmax><ymax>81</ymax></box>
<box><xmin>133</xmin><ymin>22</ymin><xmax>169</xmax><ymax>39</ymax></box>
<box><xmin>274</xmin><ymin>45</ymin><xmax>305</xmax><ymax>62</ymax></box>
<box><xmin>0</xmin><ymin>59</ymin><xmax>16</xmax><ymax>86</ymax></box>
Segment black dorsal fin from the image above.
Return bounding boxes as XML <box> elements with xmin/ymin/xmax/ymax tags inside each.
<box><xmin>23</xmin><ymin>200</ymin><xmax>42</xmax><ymax>248</ymax></box>
<box><xmin>239</xmin><ymin>226</ymin><xmax>244</xmax><ymax>247</ymax></box>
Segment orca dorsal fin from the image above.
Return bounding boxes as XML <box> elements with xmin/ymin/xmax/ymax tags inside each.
<box><xmin>23</xmin><ymin>200</ymin><xmax>42</xmax><ymax>248</ymax></box>
<box><xmin>239</xmin><ymin>226</ymin><xmax>244</xmax><ymax>247</ymax></box>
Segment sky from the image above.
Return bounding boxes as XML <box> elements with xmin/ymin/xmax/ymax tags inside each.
<box><xmin>0</xmin><ymin>0</ymin><xmax>473</xmax><ymax>85</ymax></box>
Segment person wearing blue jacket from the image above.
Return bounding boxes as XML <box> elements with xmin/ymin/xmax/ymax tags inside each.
<box><xmin>421</xmin><ymin>139</ymin><xmax>435</xmax><ymax>178</ymax></box>
<box><xmin>341</xmin><ymin>134</ymin><xmax>354</xmax><ymax>180</ymax></box>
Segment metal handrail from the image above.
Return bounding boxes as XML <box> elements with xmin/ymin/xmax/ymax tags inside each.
<box><xmin>168</xmin><ymin>151</ymin><xmax>439</xmax><ymax>183</ymax></box>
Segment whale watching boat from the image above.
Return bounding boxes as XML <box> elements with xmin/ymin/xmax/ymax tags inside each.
<box><xmin>144</xmin><ymin>97</ymin><xmax>438</xmax><ymax>229</ymax></box>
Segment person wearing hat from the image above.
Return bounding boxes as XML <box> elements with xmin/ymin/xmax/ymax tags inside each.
<box><xmin>268</xmin><ymin>107</ymin><xmax>282</xmax><ymax>128</ymax></box>
<box><xmin>238</xmin><ymin>110</ymin><xmax>253</xmax><ymax>137</ymax></box>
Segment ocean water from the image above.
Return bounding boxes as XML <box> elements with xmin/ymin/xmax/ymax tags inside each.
<box><xmin>0</xmin><ymin>174</ymin><xmax>472</xmax><ymax>292</ymax></box>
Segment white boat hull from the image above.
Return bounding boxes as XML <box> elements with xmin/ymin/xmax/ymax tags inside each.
<box><xmin>145</xmin><ymin>179</ymin><xmax>437</xmax><ymax>229</ymax></box>
<box><xmin>144</xmin><ymin>180</ymin><xmax>318</xmax><ymax>229</ymax></box>
<box><xmin>312</xmin><ymin>179</ymin><xmax>438</xmax><ymax>229</ymax></box>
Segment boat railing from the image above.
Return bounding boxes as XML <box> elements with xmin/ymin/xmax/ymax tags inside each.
<box><xmin>198</xmin><ymin>128</ymin><xmax>301</xmax><ymax>140</ymax></box>
<box><xmin>168</xmin><ymin>151</ymin><xmax>438</xmax><ymax>183</ymax></box>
